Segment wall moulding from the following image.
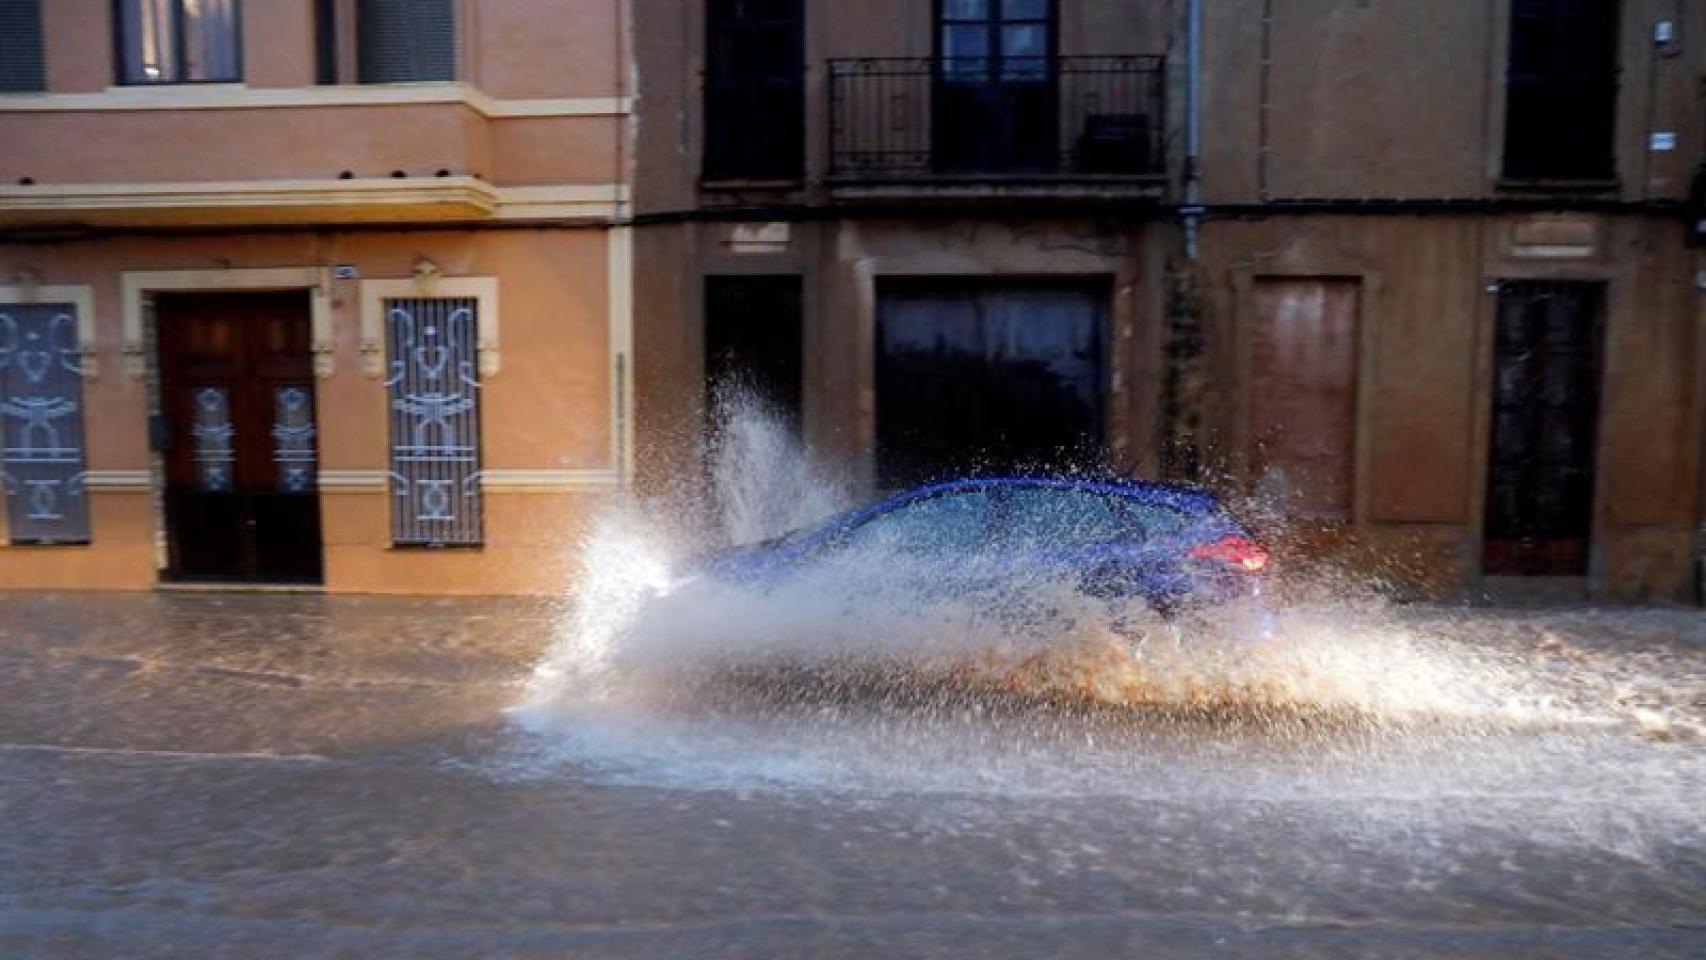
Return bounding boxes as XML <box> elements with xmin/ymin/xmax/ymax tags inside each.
<box><xmin>0</xmin><ymin>181</ymin><xmax>630</xmax><ymax>229</ymax></box>
<box><xmin>0</xmin><ymin>84</ymin><xmax>632</xmax><ymax>119</ymax></box>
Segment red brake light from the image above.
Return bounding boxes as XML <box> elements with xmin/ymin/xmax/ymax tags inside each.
<box><xmin>1191</xmin><ymin>535</ymin><xmax>1269</xmax><ymax>573</ymax></box>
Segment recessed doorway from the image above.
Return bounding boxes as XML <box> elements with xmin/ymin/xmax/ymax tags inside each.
<box><xmin>155</xmin><ymin>291</ymin><xmax>324</xmax><ymax>584</ymax></box>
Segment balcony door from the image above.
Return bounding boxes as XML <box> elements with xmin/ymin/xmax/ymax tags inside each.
<box><xmin>934</xmin><ymin>0</ymin><xmax>1056</xmax><ymax>173</ymax></box>
<box><xmin>157</xmin><ymin>292</ymin><xmax>323</xmax><ymax>584</ymax></box>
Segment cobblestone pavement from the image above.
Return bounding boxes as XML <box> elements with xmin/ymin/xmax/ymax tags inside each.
<box><xmin>0</xmin><ymin>592</ymin><xmax>1702</xmax><ymax>959</ymax></box>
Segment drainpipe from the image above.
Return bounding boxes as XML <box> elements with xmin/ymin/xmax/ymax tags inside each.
<box><xmin>1180</xmin><ymin>0</ymin><xmax>1204</xmax><ymax>260</ymax></box>
<box><xmin>1696</xmin><ymin>248</ymin><xmax>1706</xmax><ymax>604</ymax></box>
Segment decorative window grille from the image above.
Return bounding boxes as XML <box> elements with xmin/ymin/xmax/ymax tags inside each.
<box><xmin>0</xmin><ymin>0</ymin><xmax>45</xmax><ymax>92</ymax></box>
<box><xmin>385</xmin><ymin>297</ymin><xmax>483</xmax><ymax>546</ymax></box>
<box><xmin>0</xmin><ymin>304</ymin><xmax>90</xmax><ymax>544</ymax></box>
<box><xmin>271</xmin><ymin>384</ymin><xmax>317</xmax><ymax>493</ymax></box>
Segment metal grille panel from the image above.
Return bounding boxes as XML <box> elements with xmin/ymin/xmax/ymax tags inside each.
<box><xmin>0</xmin><ymin>303</ymin><xmax>90</xmax><ymax>543</ymax></box>
<box><xmin>385</xmin><ymin>297</ymin><xmax>483</xmax><ymax>546</ymax></box>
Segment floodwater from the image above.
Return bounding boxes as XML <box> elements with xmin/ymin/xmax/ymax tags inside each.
<box><xmin>0</xmin><ymin>592</ymin><xmax>1702</xmax><ymax>958</ymax></box>
<box><xmin>3</xmin><ymin>406</ymin><xmax>1704</xmax><ymax>957</ymax></box>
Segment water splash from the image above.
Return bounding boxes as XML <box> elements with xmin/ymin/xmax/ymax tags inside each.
<box><xmin>706</xmin><ymin>382</ymin><xmax>849</xmax><ymax>546</ymax></box>
<box><xmin>515</xmin><ymin>391</ymin><xmax>1701</xmax><ymax>795</ymax></box>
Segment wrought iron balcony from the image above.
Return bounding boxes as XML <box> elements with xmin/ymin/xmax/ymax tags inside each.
<box><xmin>828</xmin><ymin>55</ymin><xmax>1166</xmax><ymax>188</ymax></box>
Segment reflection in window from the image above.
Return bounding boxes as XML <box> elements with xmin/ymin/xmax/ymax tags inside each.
<box><xmin>939</xmin><ymin>0</ymin><xmax>1052</xmax><ymax>83</ymax></box>
<box><xmin>117</xmin><ymin>0</ymin><xmax>241</xmax><ymax>84</ymax></box>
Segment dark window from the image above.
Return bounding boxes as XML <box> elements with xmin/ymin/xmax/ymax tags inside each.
<box><xmin>313</xmin><ymin>0</ymin><xmax>338</xmax><ymax>84</ymax></box>
<box><xmin>384</xmin><ymin>298</ymin><xmax>484</xmax><ymax>547</ymax></box>
<box><xmin>704</xmin><ymin>0</ymin><xmax>804</xmax><ymax>181</ymax></box>
<box><xmin>877</xmin><ymin>279</ymin><xmax>1106</xmax><ymax>488</ymax></box>
<box><xmin>0</xmin><ymin>0</ymin><xmax>45</xmax><ymax>92</ymax></box>
<box><xmin>358</xmin><ymin>0</ymin><xmax>455</xmax><ymax>83</ymax></box>
<box><xmin>845</xmin><ymin>491</ymin><xmax>992</xmax><ymax>556</ymax></box>
<box><xmin>0</xmin><ymin>303</ymin><xmax>90</xmax><ymax>544</ymax></box>
<box><xmin>115</xmin><ymin>0</ymin><xmax>241</xmax><ymax>84</ymax></box>
<box><xmin>704</xmin><ymin>275</ymin><xmax>803</xmax><ymax>436</ymax></box>
<box><xmin>1503</xmin><ymin>0</ymin><xmax>1619</xmax><ymax>181</ymax></box>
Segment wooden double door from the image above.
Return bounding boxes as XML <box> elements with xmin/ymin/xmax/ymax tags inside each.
<box><xmin>157</xmin><ymin>292</ymin><xmax>324</xmax><ymax>584</ymax></box>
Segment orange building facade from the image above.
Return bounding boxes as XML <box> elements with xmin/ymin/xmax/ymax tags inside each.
<box><xmin>0</xmin><ymin>0</ymin><xmax>632</xmax><ymax>594</ymax></box>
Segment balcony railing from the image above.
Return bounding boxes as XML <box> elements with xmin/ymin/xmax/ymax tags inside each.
<box><xmin>828</xmin><ymin>55</ymin><xmax>1165</xmax><ymax>185</ymax></box>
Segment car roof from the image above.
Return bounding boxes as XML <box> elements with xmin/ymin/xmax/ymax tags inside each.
<box><xmin>898</xmin><ymin>475</ymin><xmax>1223</xmax><ymax>514</ymax></box>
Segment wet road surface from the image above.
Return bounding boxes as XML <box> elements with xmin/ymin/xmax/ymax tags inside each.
<box><xmin>1</xmin><ymin>592</ymin><xmax>1702</xmax><ymax>959</ymax></box>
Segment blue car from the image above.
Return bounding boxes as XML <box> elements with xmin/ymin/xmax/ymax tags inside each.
<box><xmin>693</xmin><ymin>476</ymin><xmax>1271</xmax><ymax>630</ymax></box>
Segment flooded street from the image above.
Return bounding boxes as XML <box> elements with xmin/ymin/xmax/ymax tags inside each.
<box><xmin>1</xmin><ymin>592</ymin><xmax>1702</xmax><ymax>959</ymax></box>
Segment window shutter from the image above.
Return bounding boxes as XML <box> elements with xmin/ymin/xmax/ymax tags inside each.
<box><xmin>0</xmin><ymin>0</ymin><xmax>45</xmax><ymax>92</ymax></box>
<box><xmin>358</xmin><ymin>0</ymin><xmax>455</xmax><ymax>83</ymax></box>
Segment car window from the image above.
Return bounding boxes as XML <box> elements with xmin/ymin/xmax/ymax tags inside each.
<box><xmin>991</xmin><ymin>488</ymin><xmax>1131</xmax><ymax>549</ymax></box>
<box><xmin>1109</xmin><ymin>498</ymin><xmax>1193</xmax><ymax>540</ymax></box>
<box><xmin>843</xmin><ymin>491</ymin><xmax>991</xmax><ymax>555</ymax></box>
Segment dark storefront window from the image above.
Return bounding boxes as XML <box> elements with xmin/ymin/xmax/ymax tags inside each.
<box><xmin>704</xmin><ymin>0</ymin><xmax>804</xmax><ymax>181</ymax></box>
<box><xmin>116</xmin><ymin>0</ymin><xmax>241</xmax><ymax>84</ymax></box>
<box><xmin>877</xmin><ymin>280</ymin><xmax>1106</xmax><ymax>488</ymax></box>
<box><xmin>1502</xmin><ymin>0</ymin><xmax>1619</xmax><ymax>182</ymax></box>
